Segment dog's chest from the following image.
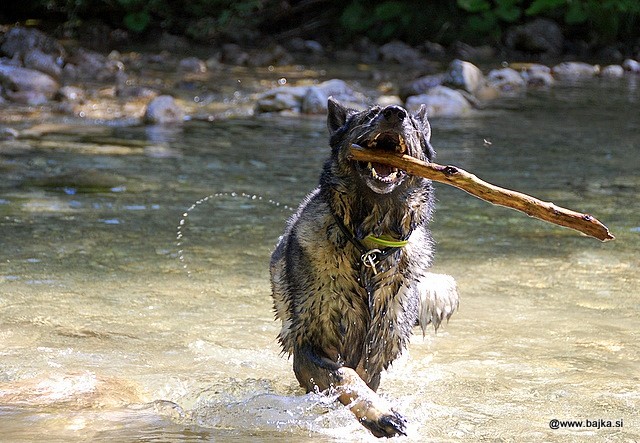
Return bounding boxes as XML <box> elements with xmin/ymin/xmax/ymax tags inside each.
<box><xmin>310</xmin><ymin>228</ymin><xmax>416</xmax><ymax>370</ymax></box>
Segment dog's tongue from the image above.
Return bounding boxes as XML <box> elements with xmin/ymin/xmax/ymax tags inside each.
<box><xmin>372</xmin><ymin>162</ymin><xmax>394</xmax><ymax>176</ymax></box>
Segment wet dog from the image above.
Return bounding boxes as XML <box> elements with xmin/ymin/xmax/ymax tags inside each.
<box><xmin>270</xmin><ymin>98</ymin><xmax>459</xmax><ymax>437</ymax></box>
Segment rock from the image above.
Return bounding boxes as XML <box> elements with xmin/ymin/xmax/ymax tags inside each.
<box><xmin>246</xmin><ymin>45</ymin><xmax>292</xmax><ymax>67</ymax></box>
<box><xmin>399</xmin><ymin>74</ymin><xmax>445</xmax><ymax>101</ymax></box>
<box><xmin>286</xmin><ymin>38</ymin><xmax>324</xmax><ymax>55</ymax></box>
<box><xmin>0</xmin><ymin>27</ymin><xmax>65</xmax><ymax>58</ymax></box>
<box><xmin>301</xmin><ymin>87</ymin><xmax>326</xmax><ymax>114</ymax></box>
<box><xmin>405</xmin><ymin>86</ymin><xmax>472</xmax><ymax>118</ymax></box>
<box><xmin>486</xmin><ymin>67</ymin><xmax>526</xmax><ymax>92</ymax></box>
<box><xmin>179</xmin><ymin>57</ymin><xmax>207</xmax><ymax>73</ymax></box>
<box><xmin>622</xmin><ymin>59</ymin><xmax>640</xmax><ymax>73</ymax></box>
<box><xmin>68</xmin><ymin>48</ymin><xmax>121</xmax><ymax>81</ymax></box>
<box><xmin>511</xmin><ymin>63</ymin><xmax>555</xmax><ymax>88</ymax></box>
<box><xmin>504</xmin><ymin>18</ymin><xmax>563</xmax><ymax>56</ymax></box>
<box><xmin>56</xmin><ymin>86</ymin><xmax>86</xmax><ymax>102</ymax></box>
<box><xmin>23</xmin><ymin>48</ymin><xmax>63</xmax><ymax>79</ymax></box>
<box><xmin>144</xmin><ymin>95</ymin><xmax>185</xmax><ymax>124</ymax></box>
<box><xmin>221</xmin><ymin>44</ymin><xmax>250</xmax><ymax>65</ymax></box>
<box><xmin>552</xmin><ymin>62</ymin><xmax>599</xmax><ymax>80</ymax></box>
<box><xmin>600</xmin><ymin>65</ymin><xmax>624</xmax><ymax>79</ymax></box>
<box><xmin>452</xmin><ymin>42</ymin><xmax>496</xmax><ymax>60</ymax></box>
<box><xmin>521</xmin><ymin>68</ymin><xmax>554</xmax><ymax>87</ymax></box>
<box><xmin>0</xmin><ymin>127</ymin><xmax>19</xmax><ymax>139</ymax></box>
<box><xmin>0</xmin><ymin>64</ymin><xmax>59</xmax><ymax>104</ymax></box>
<box><xmin>376</xmin><ymin>95</ymin><xmax>403</xmax><ymax>107</ymax></box>
<box><xmin>257</xmin><ymin>79</ymin><xmax>364</xmax><ymax>114</ymax></box>
<box><xmin>28</xmin><ymin>170</ymin><xmax>128</xmax><ymax>193</ymax></box>
<box><xmin>256</xmin><ymin>88</ymin><xmax>304</xmax><ymax>113</ymax></box>
<box><xmin>379</xmin><ymin>41</ymin><xmax>425</xmax><ymax>66</ymax></box>
<box><xmin>444</xmin><ymin>59</ymin><xmax>484</xmax><ymax>94</ymax></box>
<box><xmin>158</xmin><ymin>32</ymin><xmax>191</xmax><ymax>52</ymax></box>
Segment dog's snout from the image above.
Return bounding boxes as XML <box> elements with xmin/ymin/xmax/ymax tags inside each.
<box><xmin>382</xmin><ymin>106</ymin><xmax>406</xmax><ymax>123</ymax></box>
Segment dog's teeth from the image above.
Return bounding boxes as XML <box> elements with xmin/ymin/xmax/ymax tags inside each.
<box><xmin>367</xmin><ymin>162</ymin><xmax>373</xmax><ymax>170</ymax></box>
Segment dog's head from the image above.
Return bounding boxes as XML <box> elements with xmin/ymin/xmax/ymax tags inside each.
<box><xmin>327</xmin><ymin>97</ymin><xmax>435</xmax><ymax>195</ymax></box>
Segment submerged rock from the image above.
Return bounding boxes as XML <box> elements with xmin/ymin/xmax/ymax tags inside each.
<box><xmin>516</xmin><ymin>63</ymin><xmax>555</xmax><ymax>87</ymax></box>
<box><xmin>552</xmin><ymin>62</ymin><xmax>599</xmax><ymax>80</ymax></box>
<box><xmin>600</xmin><ymin>65</ymin><xmax>624</xmax><ymax>79</ymax></box>
<box><xmin>622</xmin><ymin>59</ymin><xmax>640</xmax><ymax>73</ymax></box>
<box><xmin>486</xmin><ymin>67</ymin><xmax>526</xmax><ymax>92</ymax></box>
<box><xmin>144</xmin><ymin>95</ymin><xmax>185</xmax><ymax>124</ymax></box>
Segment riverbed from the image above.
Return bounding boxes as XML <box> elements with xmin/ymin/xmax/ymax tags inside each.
<box><xmin>0</xmin><ymin>76</ymin><xmax>638</xmax><ymax>441</ymax></box>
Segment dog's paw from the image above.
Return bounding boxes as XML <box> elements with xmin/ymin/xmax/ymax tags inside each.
<box><xmin>360</xmin><ymin>408</ymin><xmax>407</xmax><ymax>438</ymax></box>
<box><xmin>417</xmin><ymin>272</ymin><xmax>459</xmax><ymax>333</ymax></box>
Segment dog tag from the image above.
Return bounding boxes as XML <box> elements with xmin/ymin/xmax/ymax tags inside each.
<box><xmin>361</xmin><ymin>249</ymin><xmax>381</xmax><ymax>275</ymax></box>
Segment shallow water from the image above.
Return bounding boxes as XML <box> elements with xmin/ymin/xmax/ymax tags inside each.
<box><xmin>0</xmin><ymin>78</ymin><xmax>639</xmax><ymax>442</ymax></box>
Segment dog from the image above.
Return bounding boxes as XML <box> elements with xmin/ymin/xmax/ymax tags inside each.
<box><xmin>270</xmin><ymin>98</ymin><xmax>459</xmax><ymax>437</ymax></box>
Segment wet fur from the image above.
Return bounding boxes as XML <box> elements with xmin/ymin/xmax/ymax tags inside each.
<box><xmin>270</xmin><ymin>98</ymin><xmax>458</xmax><ymax>437</ymax></box>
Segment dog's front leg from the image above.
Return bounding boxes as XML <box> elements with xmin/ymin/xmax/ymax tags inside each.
<box><xmin>294</xmin><ymin>346</ymin><xmax>407</xmax><ymax>438</ymax></box>
<box><xmin>331</xmin><ymin>367</ymin><xmax>407</xmax><ymax>438</ymax></box>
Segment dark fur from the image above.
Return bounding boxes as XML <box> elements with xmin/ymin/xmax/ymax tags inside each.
<box><xmin>270</xmin><ymin>98</ymin><xmax>458</xmax><ymax>437</ymax></box>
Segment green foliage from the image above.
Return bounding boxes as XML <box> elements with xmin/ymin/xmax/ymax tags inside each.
<box><xmin>455</xmin><ymin>0</ymin><xmax>640</xmax><ymax>44</ymax></box>
<box><xmin>25</xmin><ymin>0</ymin><xmax>640</xmax><ymax>46</ymax></box>
<box><xmin>340</xmin><ymin>1</ymin><xmax>413</xmax><ymax>41</ymax></box>
<box><xmin>457</xmin><ymin>0</ymin><xmax>523</xmax><ymax>42</ymax></box>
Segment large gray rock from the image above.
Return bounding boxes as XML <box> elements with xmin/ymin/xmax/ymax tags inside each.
<box><xmin>379</xmin><ymin>41</ymin><xmax>425</xmax><ymax>66</ymax></box>
<box><xmin>505</xmin><ymin>18</ymin><xmax>563</xmax><ymax>56</ymax></box>
<box><xmin>444</xmin><ymin>59</ymin><xmax>484</xmax><ymax>94</ymax></box>
<box><xmin>0</xmin><ymin>64</ymin><xmax>59</xmax><ymax>104</ymax></box>
<box><xmin>23</xmin><ymin>48</ymin><xmax>63</xmax><ymax>79</ymax></box>
<box><xmin>399</xmin><ymin>73</ymin><xmax>445</xmax><ymax>101</ymax></box>
<box><xmin>405</xmin><ymin>86</ymin><xmax>472</xmax><ymax>118</ymax></box>
<box><xmin>0</xmin><ymin>27</ymin><xmax>65</xmax><ymax>58</ymax></box>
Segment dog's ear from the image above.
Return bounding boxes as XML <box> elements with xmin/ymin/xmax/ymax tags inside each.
<box><xmin>414</xmin><ymin>105</ymin><xmax>435</xmax><ymax>160</ymax></box>
<box><xmin>327</xmin><ymin>97</ymin><xmax>349</xmax><ymax>135</ymax></box>
<box><xmin>413</xmin><ymin>104</ymin><xmax>432</xmax><ymax>143</ymax></box>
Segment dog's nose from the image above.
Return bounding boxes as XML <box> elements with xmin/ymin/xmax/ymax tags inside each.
<box><xmin>382</xmin><ymin>106</ymin><xmax>406</xmax><ymax>123</ymax></box>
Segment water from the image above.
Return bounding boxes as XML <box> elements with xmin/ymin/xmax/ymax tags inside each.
<box><xmin>0</xmin><ymin>78</ymin><xmax>639</xmax><ymax>442</ymax></box>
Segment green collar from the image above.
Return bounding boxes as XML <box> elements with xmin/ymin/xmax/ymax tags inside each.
<box><xmin>365</xmin><ymin>235</ymin><xmax>409</xmax><ymax>248</ymax></box>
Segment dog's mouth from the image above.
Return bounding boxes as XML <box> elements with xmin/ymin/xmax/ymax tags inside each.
<box><xmin>354</xmin><ymin>132</ymin><xmax>407</xmax><ymax>188</ymax></box>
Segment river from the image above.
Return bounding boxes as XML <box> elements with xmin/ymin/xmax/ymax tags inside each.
<box><xmin>0</xmin><ymin>75</ymin><xmax>638</xmax><ymax>442</ymax></box>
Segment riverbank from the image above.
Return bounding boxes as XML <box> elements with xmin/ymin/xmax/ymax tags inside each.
<box><xmin>1</xmin><ymin>25</ymin><xmax>640</xmax><ymax>130</ymax></box>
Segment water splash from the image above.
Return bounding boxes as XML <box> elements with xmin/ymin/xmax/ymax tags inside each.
<box><xmin>176</xmin><ymin>192</ymin><xmax>293</xmax><ymax>277</ymax></box>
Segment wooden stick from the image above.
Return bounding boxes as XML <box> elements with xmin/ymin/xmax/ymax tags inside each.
<box><xmin>349</xmin><ymin>145</ymin><xmax>615</xmax><ymax>242</ymax></box>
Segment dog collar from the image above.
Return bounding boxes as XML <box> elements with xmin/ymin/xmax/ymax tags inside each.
<box><xmin>331</xmin><ymin>212</ymin><xmax>408</xmax><ymax>274</ymax></box>
<box><xmin>365</xmin><ymin>235</ymin><xmax>409</xmax><ymax>248</ymax></box>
